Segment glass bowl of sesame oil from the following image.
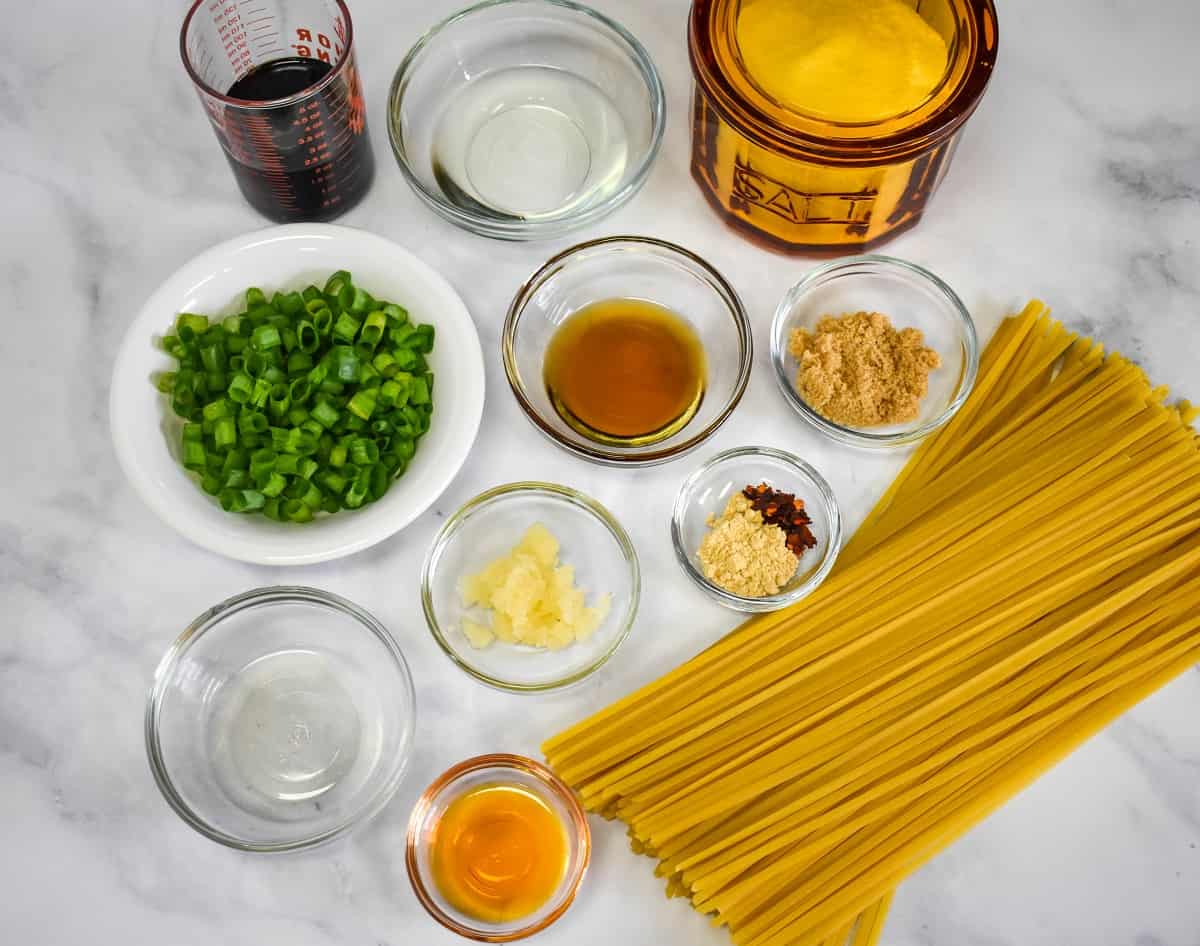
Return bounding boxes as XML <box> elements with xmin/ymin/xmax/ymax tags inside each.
<box><xmin>503</xmin><ymin>236</ymin><xmax>753</xmax><ymax>466</ymax></box>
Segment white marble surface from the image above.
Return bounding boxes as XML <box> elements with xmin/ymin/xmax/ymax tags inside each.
<box><xmin>3</xmin><ymin>0</ymin><xmax>1199</xmax><ymax>943</ymax></box>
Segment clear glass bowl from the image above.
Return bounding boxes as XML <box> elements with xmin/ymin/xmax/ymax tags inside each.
<box><xmin>406</xmin><ymin>754</ymin><xmax>590</xmax><ymax>941</ymax></box>
<box><xmin>145</xmin><ymin>587</ymin><xmax>416</xmax><ymax>852</ymax></box>
<box><xmin>504</xmin><ymin>236</ymin><xmax>753</xmax><ymax>466</ymax></box>
<box><xmin>421</xmin><ymin>482</ymin><xmax>640</xmax><ymax>691</ymax></box>
<box><xmin>770</xmin><ymin>255</ymin><xmax>979</xmax><ymax>448</ymax></box>
<box><xmin>387</xmin><ymin>0</ymin><xmax>665</xmax><ymax>240</ymax></box>
<box><xmin>672</xmin><ymin>446</ymin><xmax>842</xmax><ymax>612</ymax></box>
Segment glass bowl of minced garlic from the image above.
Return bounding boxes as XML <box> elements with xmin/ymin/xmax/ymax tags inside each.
<box><xmin>421</xmin><ymin>481</ymin><xmax>640</xmax><ymax>691</ymax></box>
<box><xmin>770</xmin><ymin>255</ymin><xmax>979</xmax><ymax>448</ymax></box>
<box><xmin>672</xmin><ymin>447</ymin><xmax>841</xmax><ymax>612</ymax></box>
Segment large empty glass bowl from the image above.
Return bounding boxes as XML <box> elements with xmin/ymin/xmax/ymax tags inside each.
<box><xmin>145</xmin><ymin>587</ymin><xmax>416</xmax><ymax>851</ymax></box>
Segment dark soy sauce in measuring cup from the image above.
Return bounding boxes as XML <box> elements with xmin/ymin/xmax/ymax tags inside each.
<box><xmin>223</xmin><ymin>56</ymin><xmax>374</xmax><ymax>222</ymax></box>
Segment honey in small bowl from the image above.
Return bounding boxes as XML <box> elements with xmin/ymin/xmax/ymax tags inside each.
<box><xmin>430</xmin><ymin>782</ymin><xmax>568</xmax><ymax>924</ymax></box>
<box><xmin>543</xmin><ymin>298</ymin><xmax>707</xmax><ymax>446</ymax></box>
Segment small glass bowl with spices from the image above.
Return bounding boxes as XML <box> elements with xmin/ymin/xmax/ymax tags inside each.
<box><xmin>770</xmin><ymin>255</ymin><xmax>979</xmax><ymax>448</ymax></box>
<box><xmin>672</xmin><ymin>446</ymin><xmax>841</xmax><ymax>612</ymax></box>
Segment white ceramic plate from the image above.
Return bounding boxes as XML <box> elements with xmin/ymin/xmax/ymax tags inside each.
<box><xmin>110</xmin><ymin>224</ymin><xmax>485</xmax><ymax>565</ymax></box>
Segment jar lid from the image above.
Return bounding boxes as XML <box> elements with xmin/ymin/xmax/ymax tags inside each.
<box><xmin>689</xmin><ymin>0</ymin><xmax>998</xmax><ymax>161</ymax></box>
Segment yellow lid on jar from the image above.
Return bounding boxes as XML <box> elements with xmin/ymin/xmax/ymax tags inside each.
<box><xmin>736</xmin><ymin>0</ymin><xmax>950</xmax><ymax>124</ymax></box>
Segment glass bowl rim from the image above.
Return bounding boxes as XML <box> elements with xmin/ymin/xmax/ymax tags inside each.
<box><xmin>420</xmin><ymin>481</ymin><xmax>641</xmax><ymax>691</ymax></box>
<box><xmin>502</xmin><ymin>235</ymin><xmax>754</xmax><ymax>466</ymax></box>
<box><xmin>769</xmin><ymin>254</ymin><xmax>979</xmax><ymax>448</ymax></box>
<box><xmin>405</xmin><ymin>753</ymin><xmax>591</xmax><ymax>942</ymax></box>
<box><xmin>385</xmin><ymin>0</ymin><xmax>667</xmax><ymax>240</ymax></box>
<box><xmin>144</xmin><ymin>585</ymin><xmax>417</xmax><ymax>853</ymax></box>
<box><xmin>670</xmin><ymin>445</ymin><xmax>843</xmax><ymax>612</ymax></box>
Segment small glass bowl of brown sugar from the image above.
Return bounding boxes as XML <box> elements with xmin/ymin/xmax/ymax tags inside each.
<box><xmin>671</xmin><ymin>446</ymin><xmax>842</xmax><ymax>612</ymax></box>
<box><xmin>770</xmin><ymin>255</ymin><xmax>979</xmax><ymax>448</ymax></box>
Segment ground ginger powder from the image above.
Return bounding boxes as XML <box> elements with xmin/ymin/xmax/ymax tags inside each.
<box><xmin>788</xmin><ymin>311</ymin><xmax>941</xmax><ymax>427</ymax></box>
<box><xmin>699</xmin><ymin>494</ymin><xmax>798</xmax><ymax>598</ymax></box>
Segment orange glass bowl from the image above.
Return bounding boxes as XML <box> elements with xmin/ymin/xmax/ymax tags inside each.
<box><xmin>406</xmin><ymin>754</ymin><xmax>591</xmax><ymax>942</ymax></box>
<box><xmin>687</xmin><ymin>0</ymin><xmax>999</xmax><ymax>252</ymax></box>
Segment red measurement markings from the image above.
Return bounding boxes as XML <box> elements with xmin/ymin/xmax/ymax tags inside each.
<box><xmin>242</xmin><ymin>112</ymin><xmax>298</xmax><ymax>209</ymax></box>
<box><xmin>209</xmin><ymin>2</ymin><xmax>253</xmax><ymax>73</ymax></box>
<box><xmin>293</xmin><ymin>98</ymin><xmax>333</xmax><ymax>175</ymax></box>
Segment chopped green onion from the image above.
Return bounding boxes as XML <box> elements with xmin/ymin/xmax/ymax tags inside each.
<box><xmin>220</xmin><ymin>488</ymin><xmax>265</xmax><ymax>513</ymax></box>
<box><xmin>213</xmin><ymin>416</ymin><xmax>237</xmax><ymax>450</ymax></box>
<box><xmin>410</xmin><ymin>376</ymin><xmax>430</xmax><ymax>406</ymax></box>
<box><xmin>317</xmin><ymin>470</ymin><xmax>347</xmax><ymax>494</ymax></box>
<box><xmin>282</xmin><ymin>498</ymin><xmax>313</xmax><ymax>523</ymax></box>
<box><xmin>228</xmin><ymin>372</ymin><xmax>254</xmax><ymax>404</ymax></box>
<box><xmin>182</xmin><ymin>440</ymin><xmax>207</xmax><ymax>471</ymax></box>
<box><xmin>154</xmin><ymin>272</ymin><xmax>433</xmax><ymax>522</ymax></box>
<box><xmin>299</xmin><ymin>482</ymin><xmax>325</xmax><ymax>511</ymax></box>
<box><xmin>313</xmin><ymin>308</ymin><xmax>334</xmax><ymax>337</ymax></box>
<box><xmin>372</xmin><ymin>351</ymin><xmax>397</xmax><ymax>377</ymax></box>
<box><xmin>260</xmin><ymin>472</ymin><xmax>288</xmax><ymax>498</ymax></box>
<box><xmin>221</xmin><ymin>449</ymin><xmax>249</xmax><ymax>476</ymax></box>
<box><xmin>279</xmin><ymin>291</ymin><xmax>304</xmax><ymax>315</ymax></box>
<box><xmin>368</xmin><ymin>464</ymin><xmax>390</xmax><ymax>502</ymax></box>
<box><xmin>202</xmin><ymin>398</ymin><xmax>232</xmax><ymax>422</ymax></box>
<box><xmin>296</xmin><ymin>321</ymin><xmax>320</xmax><ymax>353</ymax></box>
<box><xmin>360</xmin><ymin>311</ymin><xmax>387</xmax><ymax>349</ymax></box>
<box><xmin>348</xmin><ymin>389</ymin><xmax>377</xmax><ymax>420</ymax></box>
<box><xmin>200</xmin><ymin>472</ymin><xmax>223</xmax><ymax>495</ymax></box>
<box><xmin>267</xmin><ymin>383</ymin><xmax>291</xmax><ymax>418</ymax></box>
<box><xmin>289</xmin><ymin>377</ymin><xmax>313</xmax><ymax>405</ymax></box>
<box><xmin>349</xmin><ymin>287</ymin><xmax>372</xmax><ymax>315</ymax></box>
<box><xmin>333</xmin><ymin>312</ymin><xmax>361</xmax><ymax>344</ymax></box>
<box><xmin>324</xmin><ymin>270</ymin><xmax>352</xmax><ymax>295</ymax></box>
<box><xmin>329</xmin><ymin>345</ymin><xmax>359</xmax><ymax>382</ymax></box>
<box><xmin>238</xmin><ymin>411</ymin><xmax>268</xmax><ymax>437</ymax></box>
<box><xmin>310</xmin><ymin>399</ymin><xmax>340</xmax><ymax>429</ymax></box>
<box><xmin>250</xmin><ymin>448</ymin><xmax>276</xmax><ymax>481</ymax></box>
<box><xmin>252</xmin><ymin>324</ymin><xmax>282</xmax><ymax>350</ymax></box>
<box><xmin>287</xmin><ymin>350</ymin><xmax>313</xmax><ymax>375</ymax></box>
<box><xmin>349</xmin><ymin>438</ymin><xmax>380</xmax><ymax>465</ymax></box>
<box><xmin>200</xmin><ymin>344</ymin><xmax>225</xmax><ymax>374</ymax></box>
<box><xmin>176</xmin><ymin>313</ymin><xmax>209</xmax><ymax>342</ymax></box>
<box><xmin>249</xmin><ymin>377</ymin><xmax>272</xmax><ymax>409</ymax></box>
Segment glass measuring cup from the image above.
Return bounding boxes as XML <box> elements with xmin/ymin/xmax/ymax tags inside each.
<box><xmin>181</xmin><ymin>0</ymin><xmax>374</xmax><ymax>222</ymax></box>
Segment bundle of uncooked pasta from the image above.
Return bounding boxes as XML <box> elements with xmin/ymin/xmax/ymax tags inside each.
<box><xmin>543</xmin><ymin>302</ymin><xmax>1200</xmax><ymax>946</ymax></box>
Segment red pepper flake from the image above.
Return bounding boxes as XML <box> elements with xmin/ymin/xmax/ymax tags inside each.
<box><xmin>742</xmin><ymin>483</ymin><xmax>817</xmax><ymax>556</ymax></box>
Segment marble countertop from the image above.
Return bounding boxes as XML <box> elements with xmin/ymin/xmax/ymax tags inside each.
<box><xmin>3</xmin><ymin>0</ymin><xmax>1198</xmax><ymax>943</ymax></box>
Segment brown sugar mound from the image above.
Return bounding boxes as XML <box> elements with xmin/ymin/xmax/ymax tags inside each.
<box><xmin>788</xmin><ymin>311</ymin><xmax>942</xmax><ymax>427</ymax></box>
